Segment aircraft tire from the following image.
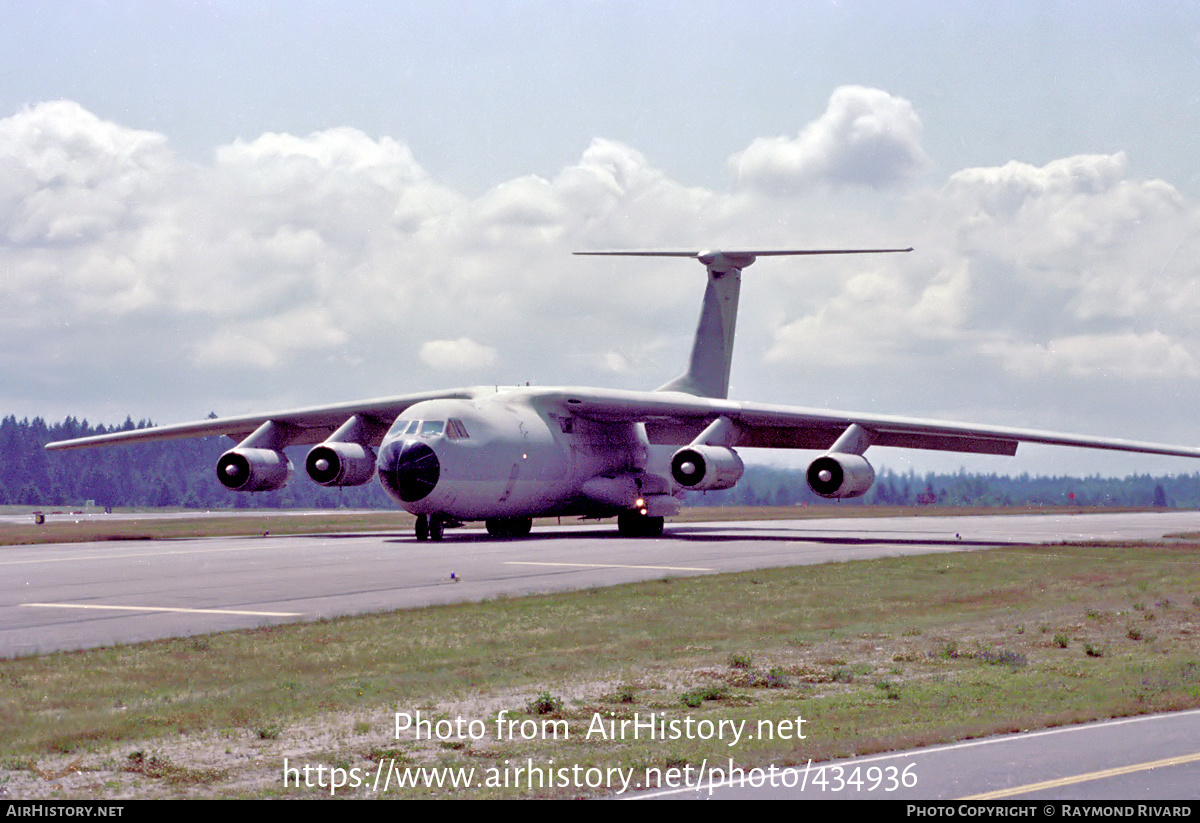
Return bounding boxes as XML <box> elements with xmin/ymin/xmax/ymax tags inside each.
<box><xmin>415</xmin><ymin>513</ymin><xmax>429</xmax><ymax>541</ymax></box>
<box><xmin>429</xmin><ymin>515</ymin><xmax>445</xmax><ymax>542</ymax></box>
<box><xmin>617</xmin><ymin>512</ymin><xmax>664</xmax><ymax>537</ymax></box>
<box><xmin>486</xmin><ymin>517</ymin><xmax>533</xmax><ymax>538</ymax></box>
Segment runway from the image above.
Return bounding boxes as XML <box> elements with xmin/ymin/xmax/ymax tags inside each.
<box><xmin>4</xmin><ymin>510</ymin><xmax>1199</xmax><ymax>658</ymax></box>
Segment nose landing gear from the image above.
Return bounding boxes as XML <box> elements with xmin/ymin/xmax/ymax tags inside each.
<box><xmin>415</xmin><ymin>513</ymin><xmax>445</xmax><ymax>542</ymax></box>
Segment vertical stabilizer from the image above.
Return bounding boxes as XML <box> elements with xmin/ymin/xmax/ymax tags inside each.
<box><xmin>657</xmin><ymin>251</ymin><xmax>753</xmax><ymax>398</ymax></box>
<box><xmin>573</xmin><ymin>247</ymin><xmax>913</xmax><ymax>399</ymax></box>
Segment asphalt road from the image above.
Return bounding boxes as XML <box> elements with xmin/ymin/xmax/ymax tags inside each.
<box><xmin>636</xmin><ymin>708</ymin><xmax>1200</xmax><ymax>801</ymax></box>
<box><xmin>5</xmin><ymin>510</ymin><xmax>1200</xmax><ymax>657</ymax></box>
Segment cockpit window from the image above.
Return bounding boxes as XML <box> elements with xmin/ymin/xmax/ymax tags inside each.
<box><xmin>390</xmin><ymin>419</ymin><xmax>461</xmax><ymax>438</ymax></box>
<box><xmin>387</xmin><ymin>418</ymin><xmax>423</xmax><ymax>437</ymax></box>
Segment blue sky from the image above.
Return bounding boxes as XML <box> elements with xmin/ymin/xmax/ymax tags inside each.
<box><xmin>3</xmin><ymin>1</ymin><xmax>1200</xmax><ymax>477</ymax></box>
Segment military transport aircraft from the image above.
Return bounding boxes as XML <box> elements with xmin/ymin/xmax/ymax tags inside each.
<box><xmin>45</xmin><ymin>248</ymin><xmax>1200</xmax><ymax>540</ymax></box>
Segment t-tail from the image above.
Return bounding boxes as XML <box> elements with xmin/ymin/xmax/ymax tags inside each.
<box><xmin>574</xmin><ymin>247</ymin><xmax>913</xmax><ymax>398</ymax></box>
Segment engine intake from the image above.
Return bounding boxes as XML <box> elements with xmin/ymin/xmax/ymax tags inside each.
<box><xmin>806</xmin><ymin>453</ymin><xmax>875</xmax><ymax>499</ymax></box>
<box><xmin>670</xmin><ymin>446</ymin><xmax>744</xmax><ymax>491</ymax></box>
<box><xmin>306</xmin><ymin>443</ymin><xmax>376</xmax><ymax>487</ymax></box>
<box><xmin>216</xmin><ymin>448</ymin><xmax>292</xmax><ymax>492</ymax></box>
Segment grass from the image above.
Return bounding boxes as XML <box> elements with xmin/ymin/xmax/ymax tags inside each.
<box><xmin>2</xmin><ymin>528</ymin><xmax>1200</xmax><ymax>798</ymax></box>
<box><xmin>0</xmin><ymin>509</ymin><xmax>416</xmax><ymax>546</ymax></box>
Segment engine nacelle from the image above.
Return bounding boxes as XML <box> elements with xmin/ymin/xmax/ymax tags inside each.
<box><xmin>670</xmin><ymin>446</ymin><xmax>744</xmax><ymax>491</ymax></box>
<box><xmin>216</xmin><ymin>448</ymin><xmax>292</xmax><ymax>492</ymax></box>
<box><xmin>306</xmin><ymin>442</ymin><xmax>376</xmax><ymax>487</ymax></box>
<box><xmin>806</xmin><ymin>453</ymin><xmax>875</xmax><ymax>499</ymax></box>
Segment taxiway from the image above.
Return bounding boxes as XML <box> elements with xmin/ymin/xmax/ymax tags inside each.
<box><xmin>4</xmin><ymin>510</ymin><xmax>1199</xmax><ymax>657</ymax></box>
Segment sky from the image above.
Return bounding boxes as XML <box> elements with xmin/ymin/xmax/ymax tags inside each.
<box><xmin>3</xmin><ymin>1</ymin><xmax>1200</xmax><ymax>478</ymax></box>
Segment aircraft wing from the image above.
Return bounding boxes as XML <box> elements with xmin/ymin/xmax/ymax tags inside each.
<box><xmin>43</xmin><ymin>389</ymin><xmax>474</xmax><ymax>451</ymax></box>
<box><xmin>540</xmin><ymin>388</ymin><xmax>1200</xmax><ymax>459</ymax></box>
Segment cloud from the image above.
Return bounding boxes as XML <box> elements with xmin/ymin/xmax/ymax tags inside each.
<box><xmin>945</xmin><ymin>153</ymin><xmax>1131</xmax><ymax>218</ymax></box>
<box><xmin>194</xmin><ymin>308</ymin><xmax>350</xmax><ymax>370</ymax></box>
<box><xmin>764</xmin><ymin>260</ymin><xmax>971</xmax><ymax>368</ymax></box>
<box><xmin>419</xmin><ymin>338</ymin><xmax>499</xmax><ymax>371</ymax></box>
<box><xmin>979</xmin><ymin>331</ymin><xmax>1200</xmax><ymax>380</ymax></box>
<box><xmin>0</xmin><ymin>101</ymin><xmax>173</xmax><ymax>246</ymax></box>
<box><xmin>936</xmin><ymin>153</ymin><xmax>1199</xmax><ymax>339</ymax></box>
<box><xmin>730</xmin><ymin>86</ymin><xmax>930</xmax><ymax>193</ymax></box>
<box><xmin>4</xmin><ymin>97</ymin><xmax>1200</xmax><ymax>456</ymax></box>
<box><xmin>748</xmin><ymin>150</ymin><xmax>1200</xmax><ymax>452</ymax></box>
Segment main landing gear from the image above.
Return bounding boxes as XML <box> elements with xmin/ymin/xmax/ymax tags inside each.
<box><xmin>617</xmin><ymin>511</ymin><xmax>664</xmax><ymax>537</ymax></box>
<box><xmin>415</xmin><ymin>513</ymin><xmax>445</xmax><ymax>542</ymax></box>
<box><xmin>485</xmin><ymin>517</ymin><xmax>533</xmax><ymax>539</ymax></box>
<box><xmin>417</xmin><ymin>512</ymin><xmax>661</xmax><ymax>540</ymax></box>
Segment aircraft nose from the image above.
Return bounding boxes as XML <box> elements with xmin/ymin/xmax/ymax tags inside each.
<box><xmin>377</xmin><ymin>439</ymin><xmax>440</xmax><ymax>502</ymax></box>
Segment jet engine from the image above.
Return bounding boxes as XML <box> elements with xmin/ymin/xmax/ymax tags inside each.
<box><xmin>216</xmin><ymin>448</ymin><xmax>292</xmax><ymax>492</ymax></box>
<box><xmin>305</xmin><ymin>442</ymin><xmax>376</xmax><ymax>487</ymax></box>
<box><xmin>670</xmin><ymin>445</ymin><xmax>744</xmax><ymax>491</ymax></box>
<box><xmin>806</xmin><ymin>453</ymin><xmax>875</xmax><ymax>499</ymax></box>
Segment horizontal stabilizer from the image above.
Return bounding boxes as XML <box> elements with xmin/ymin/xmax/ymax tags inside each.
<box><xmin>572</xmin><ymin>248</ymin><xmax>913</xmax><ymax>256</ymax></box>
<box><xmin>575</xmin><ymin>247</ymin><xmax>911</xmax><ymax>274</ymax></box>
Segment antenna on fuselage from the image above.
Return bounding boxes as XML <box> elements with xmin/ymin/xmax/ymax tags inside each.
<box><xmin>573</xmin><ymin>247</ymin><xmax>913</xmax><ymax>399</ymax></box>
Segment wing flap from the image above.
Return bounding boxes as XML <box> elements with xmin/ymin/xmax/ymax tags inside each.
<box><xmin>869</xmin><ymin>430</ymin><xmax>1018</xmax><ymax>456</ymax></box>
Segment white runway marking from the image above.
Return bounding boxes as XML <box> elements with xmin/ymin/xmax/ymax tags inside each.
<box><xmin>22</xmin><ymin>602</ymin><xmax>302</xmax><ymax>617</ymax></box>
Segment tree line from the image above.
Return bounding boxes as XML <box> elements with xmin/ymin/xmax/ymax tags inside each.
<box><xmin>689</xmin><ymin>465</ymin><xmax>1190</xmax><ymax>509</ymax></box>
<box><xmin>2</xmin><ymin>414</ymin><xmax>1193</xmax><ymax>510</ymax></box>
<box><xmin>1</xmin><ymin>415</ymin><xmax>391</xmax><ymax>509</ymax></box>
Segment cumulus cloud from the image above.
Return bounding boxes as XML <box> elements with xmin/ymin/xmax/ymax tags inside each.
<box><xmin>764</xmin><ymin>261</ymin><xmax>971</xmax><ymax>368</ymax></box>
<box><xmin>4</xmin><ymin>97</ymin><xmax>1200</xmax><ymax>456</ymax></box>
<box><xmin>730</xmin><ymin>86</ymin><xmax>930</xmax><ymax>193</ymax></box>
<box><xmin>0</xmin><ymin>101</ymin><xmax>173</xmax><ymax>245</ymax></box>
<box><xmin>754</xmin><ymin>148</ymin><xmax>1200</xmax><ymax>447</ymax></box>
<box><xmin>945</xmin><ymin>153</ymin><xmax>1131</xmax><ymax>217</ymax></box>
<box><xmin>980</xmin><ymin>332</ymin><xmax>1200</xmax><ymax>380</ymax></box>
<box><xmin>194</xmin><ymin>308</ymin><xmax>350</xmax><ymax>369</ymax></box>
<box><xmin>419</xmin><ymin>338</ymin><xmax>499</xmax><ymax>371</ymax></box>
